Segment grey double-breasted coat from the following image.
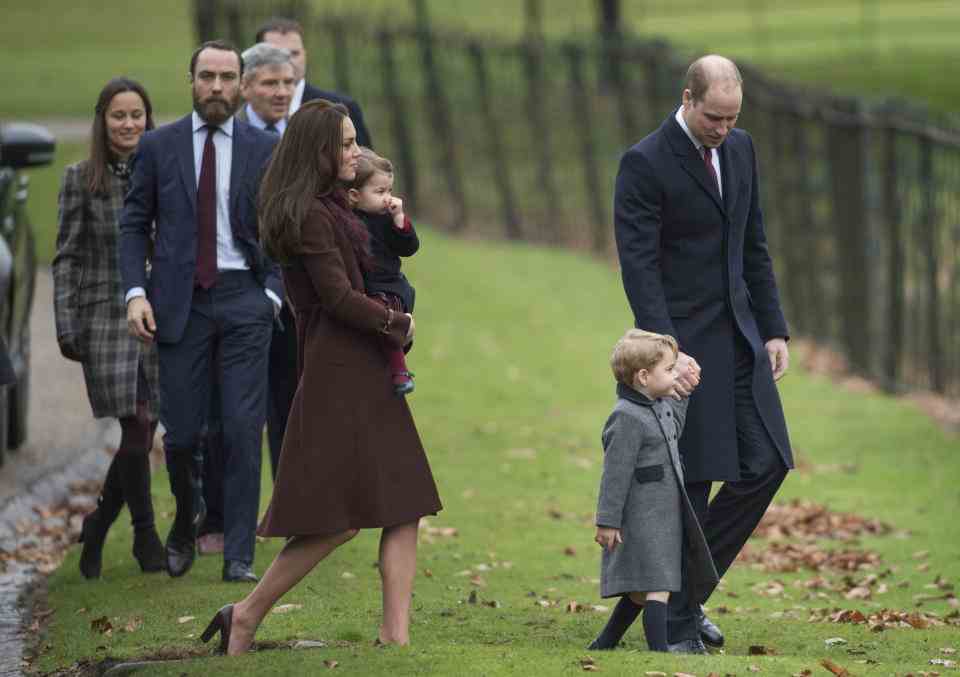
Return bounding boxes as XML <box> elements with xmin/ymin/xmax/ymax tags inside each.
<box><xmin>595</xmin><ymin>383</ymin><xmax>718</xmax><ymax>601</ymax></box>
<box><xmin>53</xmin><ymin>161</ymin><xmax>159</xmax><ymax>420</ymax></box>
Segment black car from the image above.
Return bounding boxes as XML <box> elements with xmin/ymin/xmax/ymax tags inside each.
<box><xmin>0</xmin><ymin>123</ymin><xmax>55</xmax><ymax>462</ymax></box>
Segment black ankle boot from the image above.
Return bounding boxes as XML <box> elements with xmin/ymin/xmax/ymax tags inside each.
<box><xmin>133</xmin><ymin>527</ymin><xmax>165</xmax><ymax>572</ymax></box>
<box><xmin>78</xmin><ymin>457</ymin><xmax>125</xmax><ymax>579</ymax></box>
<box><xmin>116</xmin><ymin>449</ymin><xmax>164</xmax><ymax>572</ymax></box>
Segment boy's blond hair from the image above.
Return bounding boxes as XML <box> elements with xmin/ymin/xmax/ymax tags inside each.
<box><xmin>610</xmin><ymin>329</ymin><xmax>679</xmax><ymax>385</ymax></box>
<box><xmin>349</xmin><ymin>146</ymin><xmax>394</xmax><ymax>190</ymax></box>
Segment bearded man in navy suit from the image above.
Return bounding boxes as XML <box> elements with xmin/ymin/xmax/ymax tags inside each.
<box><xmin>119</xmin><ymin>40</ymin><xmax>279</xmax><ymax>583</ymax></box>
<box><xmin>613</xmin><ymin>55</ymin><xmax>793</xmax><ymax>653</ymax></box>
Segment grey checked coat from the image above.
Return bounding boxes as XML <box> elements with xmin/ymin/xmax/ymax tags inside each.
<box><xmin>595</xmin><ymin>383</ymin><xmax>718</xmax><ymax>601</ymax></box>
<box><xmin>53</xmin><ymin>161</ymin><xmax>159</xmax><ymax>419</ymax></box>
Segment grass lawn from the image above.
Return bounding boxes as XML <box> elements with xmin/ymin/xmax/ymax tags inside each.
<box><xmin>35</xmin><ymin>227</ymin><xmax>960</xmax><ymax>675</ymax></box>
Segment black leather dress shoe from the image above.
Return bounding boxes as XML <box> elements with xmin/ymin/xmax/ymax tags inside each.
<box><xmin>667</xmin><ymin>638</ymin><xmax>708</xmax><ymax>654</ymax></box>
<box><xmin>223</xmin><ymin>560</ymin><xmax>259</xmax><ymax>583</ymax></box>
<box><xmin>166</xmin><ymin>498</ymin><xmax>205</xmax><ymax>578</ymax></box>
<box><xmin>697</xmin><ymin>606</ymin><xmax>724</xmax><ymax>647</ymax></box>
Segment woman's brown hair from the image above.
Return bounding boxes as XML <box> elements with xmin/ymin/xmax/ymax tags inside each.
<box><xmin>87</xmin><ymin>78</ymin><xmax>154</xmax><ymax>195</ymax></box>
<box><xmin>259</xmin><ymin>99</ymin><xmax>352</xmax><ymax>263</ymax></box>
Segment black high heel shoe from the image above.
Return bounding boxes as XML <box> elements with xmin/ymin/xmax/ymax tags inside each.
<box><xmin>201</xmin><ymin>604</ymin><xmax>234</xmax><ymax>655</ymax></box>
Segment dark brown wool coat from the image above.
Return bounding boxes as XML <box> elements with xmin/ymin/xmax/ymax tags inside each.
<box><xmin>257</xmin><ymin>195</ymin><xmax>442</xmax><ymax>537</ymax></box>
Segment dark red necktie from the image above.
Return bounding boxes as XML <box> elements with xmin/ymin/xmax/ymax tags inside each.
<box><xmin>702</xmin><ymin>146</ymin><xmax>720</xmax><ymax>195</ymax></box>
<box><xmin>196</xmin><ymin>125</ymin><xmax>218</xmax><ymax>289</ymax></box>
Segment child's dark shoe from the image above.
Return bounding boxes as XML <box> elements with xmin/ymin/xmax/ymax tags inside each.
<box><xmin>392</xmin><ymin>371</ymin><xmax>415</xmax><ymax>396</ymax></box>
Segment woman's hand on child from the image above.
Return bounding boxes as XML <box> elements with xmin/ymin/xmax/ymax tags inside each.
<box><xmin>595</xmin><ymin>527</ymin><xmax>623</xmax><ymax>552</ymax></box>
<box><xmin>386</xmin><ymin>196</ymin><xmax>406</xmax><ymax>229</ymax></box>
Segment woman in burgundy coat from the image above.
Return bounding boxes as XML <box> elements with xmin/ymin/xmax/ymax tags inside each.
<box><xmin>202</xmin><ymin>99</ymin><xmax>442</xmax><ymax>655</ymax></box>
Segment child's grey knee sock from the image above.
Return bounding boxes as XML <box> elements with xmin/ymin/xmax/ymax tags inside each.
<box><xmin>589</xmin><ymin>596</ymin><xmax>642</xmax><ymax>649</ymax></box>
<box><xmin>642</xmin><ymin>600</ymin><xmax>669</xmax><ymax>651</ymax></box>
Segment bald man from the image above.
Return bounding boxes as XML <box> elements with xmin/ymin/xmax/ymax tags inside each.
<box><xmin>611</xmin><ymin>55</ymin><xmax>793</xmax><ymax>653</ymax></box>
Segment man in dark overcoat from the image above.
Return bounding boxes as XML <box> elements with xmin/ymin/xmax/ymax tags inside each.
<box><xmin>119</xmin><ymin>40</ymin><xmax>280</xmax><ymax>583</ymax></box>
<box><xmin>614</xmin><ymin>54</ymin><xmax>793</xmax><ymax>653</ymax></box>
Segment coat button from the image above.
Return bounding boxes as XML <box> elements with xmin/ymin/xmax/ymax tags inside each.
<box><xmin>666</xmin><ymin>411</ymin><xmax>672</xmax><ymax>417</ymax></box>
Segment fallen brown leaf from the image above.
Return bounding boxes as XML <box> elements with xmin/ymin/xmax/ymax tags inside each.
<box><xmin>272</xmin><ymin>604</ymin><xmax>303</xmax><ymax>614</ymax></box>
<box><xmin>749</xmin><ymin>645</ymin><xmax>778</xmax><ymax>655</ymax></box>
<box><xmin>564</xmin><ymin>546</ymin><xmax>577</xmax><ymax>557</ymax></box>
<box><xmin>324</xmin><ymin>659</ymin><xmax>339</xmax><ymax>669</ymax></box>
<box><xmin>90</xmin><ymin>616</ymin><xmax>112</xmax><ymax>634</ymax></box>
<box><xmin>820</xmin><ymin>658</ymin><xmax>851</xmax><ymax>676</ymax></box>
<box><xmin>579</xmin><ymin>656</ymin><xmax>599</xmax><ymax>672</ymax></box>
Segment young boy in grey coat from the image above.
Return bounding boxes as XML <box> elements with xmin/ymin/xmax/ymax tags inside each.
<box><xmin>589</xmin><ymin>329</ymin><xmax>718</xmax><ymax>652</ymax></box>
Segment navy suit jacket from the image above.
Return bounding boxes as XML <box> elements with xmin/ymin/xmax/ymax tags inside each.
<box><xmin>614</xmin><ymin>114</ymin><xmax>792</xmax><ymax>482</ymax></box>
<box><xmin>302</xmin><ymin>83</ymin><xmax>372</xmax><ymax>148</ymax></box>
<box><xmin>119</xmin><ymin>114</ymin><xmax>280</xmax><ymax>344</ymax></box>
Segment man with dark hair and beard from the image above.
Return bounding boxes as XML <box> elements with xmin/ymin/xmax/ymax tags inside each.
<box><xmin>119</xmin><ymin>40</ymin><xmax>280</xmax><ymax>583</ymax></box>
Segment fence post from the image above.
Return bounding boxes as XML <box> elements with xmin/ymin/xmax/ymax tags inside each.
<box><xmin>468</xmin><ymin>42</ymin><xmax>522</xmax><ymax>240</ymax></box>
<box><xmin>782</xmin><ymin>110</ymin><xmax>812</xmax><ymax>336</ymax></box>
<box><xmin>326</xmin><ymin>18</ymin><xmax>352</xmax><ymax>94</ymax></box>
<box><xmin>564</xmin><ymin>43</ymin><xmax>609</xmax><ymax>254</ymax></box>
<box><xmin>919</xmin><ymin>135</ymin><xmax>944</xmax><ymax>392</ymax></box>
<box><xmin>522</xmin><ymin>43</ymin><xmax>563</xmax><ymax>243</ymax></box>
<box><xmin>413</xmin><ymin>0</ymin><xmax>468</xmax><ymax>231</ymax></box>
<box><xmin>609</xmin><ymin>38</ymin><xmax>640</xmax><ymax>147</ymax></box>
<box><xmin>827</xmin><ymin>101</ymin><xmax>872</xmax><ymax>375</ymax></box>
<box><xmin>193</xmin><ymin>0</ymin><xmax>220</xmax><ymax>42</ymax></box>
<box><xmin>378</xmin><ymin>29</ymin><xmax>418</xmax><ymax>212</ymax></box>
<box><xmin>225</xmin><ymin>3</ymin><xmax>244</xmax><ymax>45</ymax></box>
<box><xmin>882</xmin><ymin>125</ymin><xmax>903</xmax><ymax>392</ymax></box>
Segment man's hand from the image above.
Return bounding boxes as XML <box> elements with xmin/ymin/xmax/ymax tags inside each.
<box><xmin>765</xmin><ymin>337</ymin><xmax>789</xmax><ymax>381</ymax></box>
<box><xmin>674</xmin><ymin>351</ymin><xmax>702</xmax><ymax>397</ymax></box>
<box><xmin>404</xmin><ymin>313</ymin><xmax>415</xmax><ymax>344</ymax></box>
<box><xmin>595</xmin><ymin>527</ymin><xmax>623</xmax><ymax>553</ymax></box>
<box><xmin>386</xmin><ymin>196</ymin><xmax>405</xmax><ymax>230</ymax></box>
<box><xmin>127</xmin><ymin>297</ymin><xmax>156</xmax><ymax>342</ymax></box>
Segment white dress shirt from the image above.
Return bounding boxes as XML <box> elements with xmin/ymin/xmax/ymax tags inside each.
<box><xmin>289</xmin><ymin>79</ymin><xmax>306</xmax><ymax>116</ymax></box>
<box><xmin>126</xmin><ymin>111</ymin><xmax>280</xmax><ymax>309</ymax></box>
<box><xmin>675</xmin><ymin>106</ymin><xmax>722</xmax><ymax>198</ymax></box>
<box><xmin>244</xmin><ymin>103</ymin><xmax>287</xmax><ymax>135</ymax></box>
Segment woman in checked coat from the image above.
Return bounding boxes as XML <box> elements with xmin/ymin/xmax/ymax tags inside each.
<box><xmin>53</xmin><ymin>78</ymin><xmax>164</xmax><ymax>579</ymax></box>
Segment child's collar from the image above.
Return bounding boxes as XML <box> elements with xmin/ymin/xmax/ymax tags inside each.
<box><xmin>616</xmin><ymin>382</ymin><xmax>656</xmax><ymax>407</ymax></box>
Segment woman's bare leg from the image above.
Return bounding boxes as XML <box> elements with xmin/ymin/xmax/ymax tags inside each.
<box><xmin>228</xmin><ymin>529</ymin><xmax>358</xmax><ymax>655</ymax></box>
<box><xmin>377</xmin><ymin>521</ymin><xmax>419</xmax><ymax>645</ymax></box>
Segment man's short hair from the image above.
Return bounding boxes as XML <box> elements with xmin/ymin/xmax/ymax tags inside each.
<box><xmin>190</xmin><ymin>39</ymin><xmax>244</xmax><ymax>79</ymax></box>
<box><xmin>241</xmin><ymin>42</ymin><xmax>292</xmax><ymax>82</ymax></box>
<box><xmin>610</xmin><ymin>329</ymin><xmax>678</xmax><ymax>385</ymax></box>
<box><xmin>684</xmin><ymin>55</ymin><xmax>743</xmax><ymax>103</ymax></box>
<box><xmin>255</xmin><ymin>17</ymin><xmax>304</xmax><ymax>42</ymax></box>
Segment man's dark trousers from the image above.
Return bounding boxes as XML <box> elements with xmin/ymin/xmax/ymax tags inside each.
<box><xmin>266</xmin><ymin>304</ymin><xmax>298</xmax><ymax>476</ymax></box>
<box><xmin>159</xmin><ymin>271</ymin><xmax>273</xmax><ymax>566</ymax></box>
<box><xmin>667</xmin><ymin>332</ymin><xmax>788</xmax><ymax>642</ymax></box>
